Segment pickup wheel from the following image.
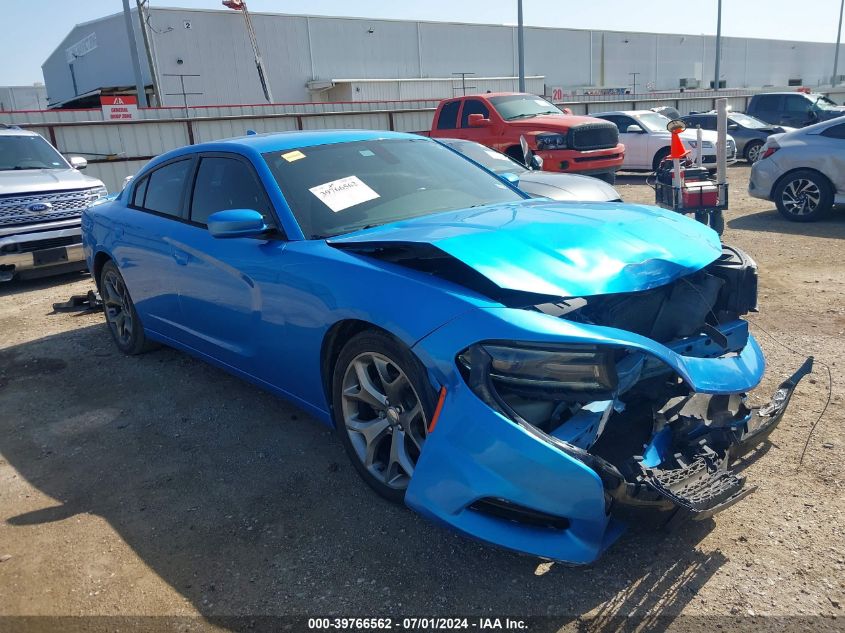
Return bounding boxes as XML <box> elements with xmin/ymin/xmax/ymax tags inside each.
<box><xmin>99</xmin><ymin>260</ymin><xmax>155</xmax><ymax>355</ymax></box>
<box><xmin>774</xmin><ymin>170</ymin><xmax>833</xmax><ymax>222</ymax></box>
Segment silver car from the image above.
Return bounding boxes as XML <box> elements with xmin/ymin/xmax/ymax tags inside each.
<box><xmin>0</xmin><ymin>125</ymin><xmax>107</xmax><ymax>281</ymax></box>
<box><xmin>436</xmin><ymin>138</ymin><xmax>622</xmax><ymax>202</ymax></box>
<box><xmin>749</xmin><ymin>117</ymin><xmax>845</xmax><ymax>222</ymax></box>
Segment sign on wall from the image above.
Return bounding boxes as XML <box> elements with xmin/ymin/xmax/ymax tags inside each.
<box><xmin>550</xmin><ymin>87</ymin><xmax>564</xmax><ymax>101</ymax></box>
<box><xmin>100</xmin><ymin>96</ymin><xmax>139</xmax><ymax>121</ymax></box>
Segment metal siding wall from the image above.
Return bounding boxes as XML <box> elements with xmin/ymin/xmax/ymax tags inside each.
<box><xmin>392</xmin><ymin>110</ymin><xmax>435</xmax><ymax>133</ymax></box>
<box><xmin>87</xmin><ymin>160</ymin><xmax>151</xmax><ymax>193</ymax></box>
<box><xmin>525</xmin><ymin>28</ymin><xmax>591</xmax><ymax>88</ymax></box>
<box><xmin>418</xmin><ymin>23</ymin><xmax>514</xmax><ymax>78</ymax></box>
<box><xmin>191</xmin><ymin>116</ymin><xmax>298</xmax><ymax>143</ymax></box>
<box><xmin>300</xmin><ymin>112</ymin><xmax>390</xmax><ymax>130</ymax></box>
<box><xmin>53</xmin><ymin>122</ymin><xmax>189</xmax><ymax>158</ymax></box>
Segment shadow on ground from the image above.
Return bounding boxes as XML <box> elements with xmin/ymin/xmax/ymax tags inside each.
<box><xmin>1</xmin><ymin>321</ymin><xmax>727</xmax><ymax>631</ymax></box>
<box><xmin>728</xmin><ymin>206</ymin><xmax>845</xmax><ymax>238</ymax></box>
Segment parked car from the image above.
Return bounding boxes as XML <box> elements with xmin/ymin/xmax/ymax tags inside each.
<box><xmin>83</xmin><ymin>130</ymin><xmax>808</xmax><ymax>564</ymax></box>
<box><xmin>749</xmin><ymin>117</ymin><xmax>845</xmax><ymax>221</ymax></box>
<box><xmin>746</xmin><ymin>91</ymin><xmax>845</xmax><ymax>128</ymax></box>
<box><xmin>428</xmin><ymin>93</ymin><xmax>624</xmax><ymax>184</ymax></box>
<box><xmin>592</xmin><ymin>110</ymin><xmax>737</xmax><ymax>171</ymax></box>
<box><xmin>0</xmin><ymin>125</ymin><xmax>107</xmax><ymax>281</ymax></box>
<box><xmin>436</xmin><ymin>138</ymin><xmax>621</xmax><ymax>202</ymax></box>
<box><xmin>682</xmin><ymin>112</ymin><xmax>795</xmax><ymax>163</ymax></box>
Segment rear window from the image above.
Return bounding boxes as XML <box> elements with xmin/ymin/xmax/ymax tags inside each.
<box><xmin>753</xmin><ymin>95</ymin><xmax>781</xmax><ymax>111</ymax></box>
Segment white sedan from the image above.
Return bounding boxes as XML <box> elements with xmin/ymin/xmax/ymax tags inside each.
<box><xmin>592</xmin><ymin>110</ymin><xmax>737</xmax><ymax>172</ymax></box>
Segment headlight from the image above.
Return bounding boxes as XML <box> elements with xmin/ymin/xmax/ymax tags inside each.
<box><xmin>535</xmin><ymin>133</ymin><xmax>568</xmax><ymax>151</ymax></box>
<box><xmin>459</xmin><ymin>342</ymin><xmax>617</xmax><ymax>397</ymax></box>
<box><xmin>89</xmin><ymin>185</ymin><xmax>108</xmax><ymax>200</ymax></box>
<box><xmin>687</xmin><ymin>140</ymin><xmax>714</xmax><ymax>149</ymax></box>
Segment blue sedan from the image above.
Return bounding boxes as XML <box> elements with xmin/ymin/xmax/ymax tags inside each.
<box><xmin>82</xmin><ymin>130</ymin><xmax>809</xmax><ymax>564</ymax></box>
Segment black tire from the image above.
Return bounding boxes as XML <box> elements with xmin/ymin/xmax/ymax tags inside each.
<box><xmin>332</xmin><ymin>330</ymin><xmax>436</xmax><ymax>503</ymax></box>
<box><xmin>505</xmin><ymin>146</ymin><xmax>525</xmax><ymax>166</ymax></box>
<box><xmin>652</xmin><ymin>146</ymin><xmax>671</xmax><ymax>172</ymax></box>
<box><xmin>773</xmin><ymin>170</ymin><xmax>833</xmax><ymax>222</ymax></box>
<box><xmin>709</xmin><ymin>210</ymin><xmax>725</xmax><ymax>235</ymax></box>
<box><xmin>99</xmin><ymin>260</ymin><xmax>154</xmax><ymax>355</ymax></box>
<box><xmin>744</xmin><ymin>140</ymin><xmax>764</xmax><ymax>164</ymax></box>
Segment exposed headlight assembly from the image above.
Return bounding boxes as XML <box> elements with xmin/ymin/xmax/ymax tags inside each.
<box><xmin>458</xmin><ymin>342</ymin><xmax>618</xmax><ymax>408</ymax></box>
<box><xmin>534</xmin><ymin>133</ymin><xmax>568</xmax><ymax>151</ymax></box>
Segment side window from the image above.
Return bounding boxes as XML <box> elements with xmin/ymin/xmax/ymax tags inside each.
<box><xmin>785</xmin><ymin>96</ymin><xmax>810</xmax><ymax>114</ymax></box>
<box><xmin>436</xmin><ymin>101</ymin><xmax>461</xmax><ymax>130</ymax></box>
<box><xmin>821</xmin><ymin>122</ymin><xmax>845</xmax><ymax>139</ymax></box>
<box><xmin>460</xmin><ymin>99</ymin><xmax>490</xmax><ymax>127</ymax></box>
<box><xmin>190</xmin><ymin>156</ymin><xmax>274</xmax><ymax>226</ymax></box>
<box><xmin>132</xmin><ymin>176</ymin><xmax>149</xmax><ymax>207</ymax></box>
<box><xmin>754</xmin><ymin>95</ymin><xmax>780</xmax><ymax>111</ymax></box>
<box><xmin>702</xmin><ymin>117</ymin><xmax>718</xmax><ymax>131</ymax></box>
<box><xmin>137</xmin><ymin>159</ymin><xmax>192</xmax><ymax>217</ymax></box>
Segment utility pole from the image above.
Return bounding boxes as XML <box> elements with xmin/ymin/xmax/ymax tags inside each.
<box><xmin>834</xmin><ymin>0</ymin><xmax>845</xmax><ymax>86</ymax></box>
<box><xmin>451</xmin><ymin>72</ymin><xmax>476</xmax><ymax>96</ymax></box>
<box><xmin>163</xmin><ymin>73</ymin><xmax>202</xmax><ymax>118</ymax></box>
<box><xmin>517</xmin><ymin>0</ymin><xmax>525</xmax><ymax>92</ymax></box>
<box><xmin>223</xmin><ymin>0</ymin><xmax>273</xmax><ymax>103</ymax></box>
<box><xmin>714</xmin><ymin>0</ymin><xmax>723</xmax><ymax>90</ymax></box>
<box><xmin>122</xmin><ymin>0</ymin><xmax>148</xmax><ymax>106</ymax></box>
<box><xmin>136</xmin><ymin>0</ymin><xmax>161</xmax><ymax>106</ymax></box>
<box><xmin>629</xmin><ymin>72</ymin><xmax>640</xmax><ymax>95</ymax></box>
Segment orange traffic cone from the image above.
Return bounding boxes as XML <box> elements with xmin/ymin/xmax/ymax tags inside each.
<box><xmin>669</xmin><ymin>128</ymin><xmax>690</xmax><ymax>160</ymax></box>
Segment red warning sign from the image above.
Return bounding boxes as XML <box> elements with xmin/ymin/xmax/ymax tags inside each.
<box><xmin>100</xmin><ymin>95</ymin><xmax>138</xmax><ymax>120</ymax></box>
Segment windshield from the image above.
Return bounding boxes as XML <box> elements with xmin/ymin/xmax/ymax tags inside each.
<box><xmin>0</xmin><ymin>134</ymin><xmax>68</xmax><ymax>171</ymax></box>
<box><xmin>489</xmin><ymin>95</ymin><xmax>563</xmax><ymax>120</ymax></box>
<box><xmin>633</xmin><ymin>112</ymin><xmax>672</xmax><ymax>132</ymax></box>
<box><xmin>813</xmin><ymin>95</ymin><xmax>840</xmax><ymax>111</ymax></box>
<box><xmin>440</xmin><ymin>140</ymin><xmax>527</xmax><ymax>176</ymax></box>
<box><xmin>263</xmin><ymin>138</ymin><xmax>524</xmax><ymax>239</ymax></box>
<box><xmin>728</xmin><ymin>112</ymin><xmax>768</xmax><ymax>129</ymax></box>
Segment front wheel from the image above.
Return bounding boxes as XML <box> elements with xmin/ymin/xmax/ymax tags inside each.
<box><xmin>774</xmin><ymin>170</ymin><xmax>833</xmax><ymax>222</ymax></box>
<box><xmin>744</xmin><ymin>140</ymin><xmax>764</xmax><ymax>164</ymax></box>
<box><xmin>332</xmin><ymin>331</ymin><xmax>435</xmax><ymax>503</ymax></box>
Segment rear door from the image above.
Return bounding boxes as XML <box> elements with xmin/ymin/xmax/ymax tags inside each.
<box><xmin>430</xmin><ymin>99</ymin><xmax>461</xmax><ymax>138</ymax></box>
<box><xmin>817</xmin><ymin>122</ymin><xmax>845</xmax><ymax>196</ymax></box>
<box><xmin>165</xmin><ymin>152</ymin><xmax>285</xmax><ymax>370</ymax></box>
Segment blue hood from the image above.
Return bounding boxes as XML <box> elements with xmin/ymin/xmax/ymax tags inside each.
<box><xmin>328</xmin><ymin>200</ymin><xmax>722</xmax><ymax>298</ymax></box>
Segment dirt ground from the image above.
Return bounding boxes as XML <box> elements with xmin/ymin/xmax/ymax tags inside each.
<box><xmin>0</xmin><ymin>165</ymin><xmax>843</xmax><ymax>632</ymax></box>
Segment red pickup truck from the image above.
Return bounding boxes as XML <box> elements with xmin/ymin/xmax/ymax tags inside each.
<box><xmin>428</xmin><ymin>93</ymin><xmax>625</xmax><ymax>183</ymax></box>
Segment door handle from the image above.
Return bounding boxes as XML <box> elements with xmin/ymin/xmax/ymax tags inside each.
<box><xmin>172</xmin><ymin>250</ymin><xmax>189</xmax><ymax>266</ymax></box>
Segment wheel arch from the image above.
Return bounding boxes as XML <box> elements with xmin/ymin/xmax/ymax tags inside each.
<box><xmin>769</xmin><ymin>167</ymin><xmax>833</xmax><ymax>201</ymax></box>
<box><xmin>92</xmin><ymin>250</ymin><xmax>113</xmax><ymax>289</ymax></box>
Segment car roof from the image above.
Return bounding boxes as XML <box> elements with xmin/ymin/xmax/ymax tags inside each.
<box><xmin>0</xmin><ymin>127</ymin><xmax>39</xmax><ymax>137</ymax></box>
<box><xmin>754</xmin><ymin>92</ymin><xmax>821</xmax><ymax>97</ymax></box>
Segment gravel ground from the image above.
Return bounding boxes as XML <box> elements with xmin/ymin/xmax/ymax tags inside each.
<box><xmin>0</xmin><ymin>165</ymin><xmax>843</xmax><ymax>632</ymax></box>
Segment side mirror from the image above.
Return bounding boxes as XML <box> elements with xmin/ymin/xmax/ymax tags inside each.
<box><xmin>467</xmin><ymin>113</ymin><xmax>492</xmax><ymax>128</ymax></box>
<box><xmin>69</xmin><ymin>156</ymin><xmax>88</xmax><ymax>170</ymax></box>
<box><xmin>499</xmin><ymin>172</ymin><xmax>520</xmax><ymax>186</ymax></box>
<box><xmin>207</xmin><ymin>209</ymin><xmax>268</xmax><ymax>239</ymax></box>
<box><xmin>625</xmin><ymin>124</ymin><xmax>645</xmax><ymax>134</ymax></box>
<box><xmin>529</xmin><ymin>154</ymin><xmax>543</xmax><ymax>170</ymax></box>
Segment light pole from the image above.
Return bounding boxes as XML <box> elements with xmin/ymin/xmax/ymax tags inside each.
<box><xmin>834</xmin><ymin>0</ymin><xmax>845</xmax><ymax>86</ymax></box>
<box><xmin>517</xmin><ymin>0</ymin><xmax>525</xmax><ymax>92</ymax></box>
<box><xmin>713</xmin><ymin>0</ymin><xmax>722</xmax><ymax>90</ymax></box>
<box><xmin>122</xmin><ymin>0</ymin><xmax>148</xmax><ymax>106</ymax></box>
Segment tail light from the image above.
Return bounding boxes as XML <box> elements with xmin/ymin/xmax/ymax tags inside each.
<box><xmin>761</xmin><ymin>146</ymin><xmax>779</xmax><ymax>160</ymax></box>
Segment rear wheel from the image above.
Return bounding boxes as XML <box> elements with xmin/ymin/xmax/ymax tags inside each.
<box><xmin>99</xmin><ymin>260</ymin><xmax>154</xmax><ymax>355</ymax></box>
<box><xmin>744</xmin><ymin>140</ymin><xmax>764</xmax><ymax>164</ymax></box>
<box><xmin>332</xmin><ymin>331</ymin><xmax>435</xmax><ymax>503</ymax></box>
<box><xmin>774</xmin><ymin>170</ymin><xmax>833</xmax><ymax>222</ymax></box>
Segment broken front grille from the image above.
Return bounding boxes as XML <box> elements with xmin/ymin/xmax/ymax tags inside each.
<box><xmin>569</xmin><ymin>123</ymin><xmax>619</xmax><ymax>151</ymax></box>
<box><xmin>0</xmin><ymin>188</ymin><xmax>101</xmax><ymax>227</ymax></box>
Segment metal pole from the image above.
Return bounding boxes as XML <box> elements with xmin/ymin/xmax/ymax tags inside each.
<box><xmin>834</xmin><ymin>0</ymin><xmax>845</xmax><ymax>86</ymax></box>
<box><xmin>122</xmin><ymin>0</ymin><xmax>148</xmax><ymax>107</ymax></box>
<box><xmin>136</xmin><ymin>0</ymin><xmax>160</xmax><ymax>106</ymax></box>
<box><xmin>517</xmin><ymin>0</ymin><xmax>525</xmax><ymax>92</ymax></box>
<box><xmin>241</xmin><ymin>1</ymin><xmax>273</xmax><ymax>102</ymax></box>
<box><xmin>713</xmin><ymin>0</ymin><xmax>722</xmax><ymax>90</ymax></box>
<box><xmin>716</xmin><ymin>98</ymin><xmax>727</xmax><ymax>200</ymax></box>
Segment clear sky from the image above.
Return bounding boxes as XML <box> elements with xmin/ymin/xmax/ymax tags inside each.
<box><xmin>4</xmin><ymin>0</ymin><xmax>844</xmax><ymax>85</ymax></box>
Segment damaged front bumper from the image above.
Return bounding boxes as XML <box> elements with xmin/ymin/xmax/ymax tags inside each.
<box><xmin>408</xmin><ymin>308</ymin><xmax>811</xmax><ymax>564</ymax></box>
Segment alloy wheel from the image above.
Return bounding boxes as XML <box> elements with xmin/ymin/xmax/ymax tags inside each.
<box><xmin>340</xmin><ymin>352</ymin><xmax>428</xmax><ymax>490</ymax></box>
<box><xmin>780</xmin><ymin>178</ymin><xmax>821</xmax><ymax>217</ymax></box>
<box><xmin>746</xmin><ymin>143</ymin><xmax>763</xmax><ymax>163</ymax></box>
<box><xmin>101</xmin><ymin>270</ymin><xmax>134</xmax><ymax>346</ymax></box>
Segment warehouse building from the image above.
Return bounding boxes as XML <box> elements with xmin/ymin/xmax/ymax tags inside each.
<box><xmin>41</xmin><ymin>6</ymin><xmax>844</xmax><ymax>109</ymax></box>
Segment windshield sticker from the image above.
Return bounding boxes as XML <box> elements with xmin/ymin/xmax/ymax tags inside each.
<box><xmin>359</xmin><ymin>149</ymin><xmax>375</xmax><ymax>157</ymax></box>
<box><xmin>282</xmin><ymin>150</ymin><xmax>306</xmax><ymax>162</ymax></box>
<box><xmin>309</xmin><ymin>176</ymin><xmax>380</xmax><ymax>212</ymax></box>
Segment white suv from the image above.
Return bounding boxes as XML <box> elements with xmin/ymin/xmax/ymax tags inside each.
<box><xmin>0</xmin><ymin>125</ymin><xmax>107</xmax><ymax>281</ymax></box>
<box><xmin>593</xmin><ymin>110</ymin><xmax>737</xmax><ymax>172</ymax></box>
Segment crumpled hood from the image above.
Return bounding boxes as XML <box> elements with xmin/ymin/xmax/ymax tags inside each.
<box><xmin>0</xmin><ymin>168</ymin><xmax>103</xmax><ymax>195</ymax></box>
<box><xmin>328</xmin><ymin>200</ymin><xmax>722</xmax><ymax>298</ymax></box>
